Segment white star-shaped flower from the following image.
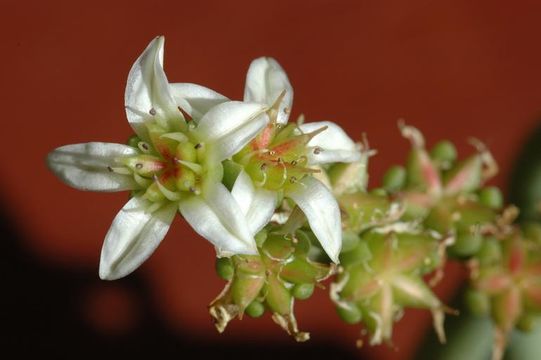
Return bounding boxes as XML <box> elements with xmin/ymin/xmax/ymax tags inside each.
<box><xmin>47</xmin><ymin>36</ymin><xmax>269</xmax><ymax>280</ymax></box>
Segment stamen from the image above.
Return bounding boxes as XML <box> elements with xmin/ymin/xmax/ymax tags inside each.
<box><xmin>289</xmin><ymin>176</ymin><xmax>297</xmax><ymax>184</ymax></box>
<box><xmin>138</xmin><ymin>142</ymin><xmax>151</xmax><ymax>153</ymax></box>
<box><xmin>189</xmin><ymin>186</ymin><xmax>201</xmax><ymax>195</ymax></box>
<box><xmin>106</xmin><ymin>166</ymin><xmax>131</xmax><ymax>175</ymax></box>
<box><xmin>133</xmin><ymin>172</ymin><xmax>152</xmax><ymax>188</ymax></box>
<box><xmin>178</xmin><ymin>106</ymin><xmax>193</xmax><ymax>122</ymax></box>
<box><xmin>313</xmin><ymin>146</ymin><xmax>322</xmax><ymax>155</ymax></box>
<box><xmin>194</xmin><ymin>143</ymin><xmax>203</xmax><ymax>149</ymax></box>
<box><xmin>160</xmin><ymin>132</ymin><xmax>189</xmax><ymax>143</ymax></box>
<box><xmin>291</xmin><ymin>160</ymin><xmax>298</xmax><ymax>166</ymax></box>
<box><xmin>154</xmin><ymin>176</ymin><xmax>182</xmax><ymax>201</ymax></box>
<box><xmin>260</xmin><ymin>163</ymin><xmax>268</xmax><ymax>171</ymax></box>
<box><xmin>149</xmin><ymin>108</ymin><xmax>157</xmax><ymax>116</ymax></box>
<box><xmin>135</xmin><ymin>163</ymin><xmax>143</xmax><ymax>170</ymax></box>
<box><xmin>176</xmin><ymin>159</ymin><xmax>202</xmax><ymax>174</ymax></box>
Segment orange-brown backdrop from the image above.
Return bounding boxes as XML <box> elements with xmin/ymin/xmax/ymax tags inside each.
<box><xmin>4</xmin><ymin>0</ymin><xmax>541</xmax><ymax>359</ymax></box>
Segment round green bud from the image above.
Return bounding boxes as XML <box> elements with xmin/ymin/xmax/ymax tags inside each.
<box><xmin>465</xmin><ymin>288</ymin><xmax>490</xmax><ymax>316</ymax></box>
<box><xmin>450</xmin><ymin>231</ymin><xmax>483</xmax><ymax>257</ymax></box>
<box><xmin>292</xmin><ymin>283</ymin><xmax>314</xmax><ymax>300</ymax></box>
<box><xmin>430</xmin><ymin>140</ymin><xmax>457</xmax><ymax>164</ymax></box>
<box><xmin>127</xmin><ymin>135</ymin><xmax>141</xmax><ymax>149</ymax></box>
<box><xmin>336</xmin><ymin>305</ymin><xmax>362</xmax><ymax>324</ymax></box>
<box><xmin>215</xmin><ymin>257</ymin><xmax>234</xmax><ymax>281</ymax></box>
<box><xmin>382</xmin><ymin>165</ymin><xmax>406</xmax><ymax>192</ymax></box>
<box><xmin>245</xmin><ymin>300</ymin><xmax>265</xmax><ymax>318</ymax></box>
<box><xmin>477</xmin><ymin>238</ymin><xmax>502</xmax><ymax>265</ymax></box>
<box><xmin>478</xmin><ymin>186</ymin><xmax>503</xmax><ymax>209</ymax></box>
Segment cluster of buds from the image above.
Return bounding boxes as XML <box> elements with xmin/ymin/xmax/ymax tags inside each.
<box><xmin>46</xmin><ymin>36</ymin><xmax>541</xmax><ymax>360</ymax></box>
<box><xmin>210</xmin><ymin>220</ymin><xmax>334</xmax><ymax>341</ymax></box>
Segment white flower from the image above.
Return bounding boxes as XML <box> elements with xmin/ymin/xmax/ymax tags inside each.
<box><xmin>232</xmin><ymin>57</ymin><xmax>362</xmax><ymax>263</ymax></box>
<box><xmin>47</xmin><ymin>36</ymin><xmax>269</xmax><ymax>280</ymax></box>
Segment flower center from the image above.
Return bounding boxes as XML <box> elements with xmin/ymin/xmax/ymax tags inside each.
<box><xmin>117</xmin><ymin>122</ymin><xmax>206</xmax><ymax>202</ymax></box>
<box><xmin>234</xmin><ymin>122</ymin><xmax>326</xmax><ymax>191</ymax></box>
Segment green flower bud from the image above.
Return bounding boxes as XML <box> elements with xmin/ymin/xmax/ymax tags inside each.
<box><xmin>479</xmin><ymin>186</ymin><xmax>503</xmax><ymax>209</ymax></box>
<box><xmin>382</xmin><ymin>165</ymin><xmax>406</xmax><ymax>192</ymax></box>
<box><xmin>336</xmin><ymin>304</ymin><xmax>362</xmax><ymax>324</ymax></box>
<box><xmin>449</xmin><ymin>231</ymin><xmax>483</xmax><ymax>257</ymax></box>
<box><xmin>477</xmin><ymin>238</ymin><xmax>502</xmax><ymax>266</ymax></box>
<box><xmin>215</xmin><ymin>257</ymin><xmax>234</xmax><ymax>281</ymax></box>
<box><xmin>430</xmin><ymin>140</ymin><xmax>457</xmax><ymax>165</ymax></box>
<box><xmin>292</xmin><ymin>283</ymin><xmax>315</xmax><ymax>300</ymax></box>
<box><xmin>245</xmin><ymin>300</ymin><xmax>265</xmax><ymax>318</ymax></box>
<box><xmin>465</xmin><ymin>288</ymin><xmax>490</xmax><ymax>316</ymax></box>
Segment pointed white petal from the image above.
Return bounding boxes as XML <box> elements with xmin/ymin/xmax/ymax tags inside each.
<box><xmin>244</xmin><ymin>57</ymin><xmax>293</xmax><ymax>124</ymax></box>
<box><xmin>299</xmin><ymin>121</ymin><xmax>361</xmax><ymax>164</ymax></box>
<box><xmin>194</xmin><ymin>101</ymin><xmax>269</xmax><ymax>160</ymax></box>
<box><xmin>99</xmin><ymin>197</ymin><xmax>177</xmax><ymax>280</ymax></box>
<box><xmin>47</xmin><ymin>142</ymin><xmax>138</xmax><ymax>191</ymax></box>
<box><xmin>286</xmin><ymin>176</ymin><xmax>342</xmax><ymax>263</ymax></box>
<box><xmin>169</xmin><ymin>83</ymin><xmax>228</xmax><ymax>120</ymax></box>
<box><xmin>125</xmin><ymin>36</ymin><xmax>181</xmax><ymax>140</ymax></box>
<box><xmin>179</xmin><ymin>182</ymin><xmax>258</xmax><ymax>255</ymax></box>
<box><xmin>231</xmin><ymin>170</ymin><xmax>276</xmax><ymax>235</ymax></box>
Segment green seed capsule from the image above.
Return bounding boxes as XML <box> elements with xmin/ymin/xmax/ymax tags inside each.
<box><xmin>176</xmin><ymin>141</ymin><xmax>197</xmax><ymax>162</ymax></box>
<box><xmin>478</xmin><ymin>186</ymin><xmax>503</xmax><ymax>209</ymax></box>
<box><xmin>336</xmin><ymin>305</ymin><xmax>362</xmax><ymax>324</ymax></box>
<box><xmin>382</xmin><ymin>165</ymin><xmax>406</xmax><ymax>192</ymax></box>
<box><xmin>292</xmin><ymin>283</ymin><xmax>314</xmax><ymax>300</ymax></box>
<box><xmin>431</xmin><ymin>140</ymin><xmax>457</xmax><ymax>164</ymax></box>
<box><xmin>245</xmin><ymin>300</ymin><xmax>265</xmax><ymax>318</ymax></box>
<box><xmin>215</xmin><ymin>257</ymin><xmax>234</xmax><ymax>281</ymax></box>
<box><xmin>465</xmin><ymin>288</ymin><xmax>490</xmax><ymax>316</ymax></box>
<box><xmin>176</xmin><ymin>168</ymin><xmax>196</xmax><ymax>192</ymax></box>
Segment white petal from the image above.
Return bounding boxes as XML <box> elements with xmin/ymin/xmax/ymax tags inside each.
<box><xmin>125</xmin><ymin>36</ymin><xmax>181</xmax><ymax>140</ymax></box>
<box><xmin>244</xmin><ymin>57</ymin><xmax>293</xmax><ymax>124</ymax></box>
<box><xmin>194</xmin><ymin>101</ymin><xmax>269</xmax><ymax>160</ymax></box>
<box><xmin>299</xmin><ymin>121</ymin><xmax>361</xmax><ymax>164</ymax></box>
<box><xmin>286</xmin><ymin>176</ymin><xmax>342</xmax><ymax>263</ymax></box>
<box><xmin>179</xmin><ymin>182</ymin><xmax>258</xmax><ymax>255</ymax></box>
<box><xmin>99</xmin><ymin>197</ymin><xmax>177</xmax><ymax>280</ymax></box>
<box><xmin>231</xmin><ymin>170</ymin><xmax>276</xmax><ymax>235</ymax></box>
<box><xmin>47</xmin><ymin>142</ymin><xmax>138</xmax><ymax>192</ymax></box>
<box><xmin>169</xmin><ymin>83</ymin><xmax>228</xmax><ymax>120</ymax></box>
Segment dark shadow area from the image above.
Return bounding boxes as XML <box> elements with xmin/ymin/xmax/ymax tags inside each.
<box><xmin>0</xmin><ymin>207</ymin><xmax>358</xmax><ymax>359</ymax></box>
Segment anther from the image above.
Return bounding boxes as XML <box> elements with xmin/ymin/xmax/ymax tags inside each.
<box><xmin>289</xmin><ymin>176</ymin><xmax>297</xmax><ymax>183</ymax></box>
<box><xmin>138</xmin><ymin>142</ymin><xmax>151</xmax><ymax>153</ymax></box>
<box><xmin>291</xmin><ymin>160</ymin><xmax>298</xmax><ymax>166</ymax></box>
<box><xmin>194</xmin><ymin>143</ymin><xmax>203</xmax><ymax>149</ymax></box>
<box><xmin>135</xmin><ymin>163</ymin><xmax>143</xmax><ymax>170</ymax></box>
<box><xmin>260</xmin><ymin>163</ymin><xmax>267</xmax><ymax>171</ymax></box>
<box><xmin>268</xmin><ymin>150</ymin><xmax>277</xmax><ymax>156</ymax></box>
<box><xmin>284</xmin><ymin>107</ymin><xmax>290</xmax><ymax>114</ymax></box>
<box><xmin>107</xmin><ymin>166</ymin><xmax>113</xmax><ymax>172</ymax></box>
<box><xmin>313</xmin><ymin>146</ymin><xmax>322</xmax><ymax>155</ymax></box>
<box><xmin>149</xmin><ymin>108</ymin><xmax>157</xmax><ymax>116</ymax></box>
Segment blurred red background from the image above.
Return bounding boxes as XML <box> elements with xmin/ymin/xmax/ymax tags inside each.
<box><xmin>3</xmin><ymin>0</ymin><xmax>541</xmax><ymax>358</ymax></box>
